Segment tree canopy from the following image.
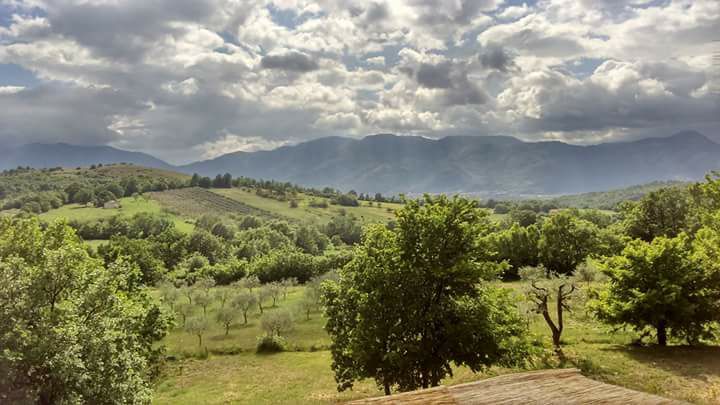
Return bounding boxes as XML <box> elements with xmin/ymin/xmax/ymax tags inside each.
<box><xmin>323</xmin><ymin>196</ymin><xmax>529</xmax><ymax>394</ymax></box>
<box><xmin>0</xmin><ymin>218</ymin><xmax>170</xmax><ymax>403</ymax></box>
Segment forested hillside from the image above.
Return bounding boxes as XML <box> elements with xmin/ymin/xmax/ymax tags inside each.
<box><xmin>181</xmin><ymin>131</ymin><xmax>720</xmax><ymax>195</ymax></box>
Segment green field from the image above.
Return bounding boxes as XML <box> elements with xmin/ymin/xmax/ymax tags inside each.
<box><xmin>39</xmin><ymin>197</ymin><xmax>195</xmax><ymax>233</ymax></box>
<box><xmin>211</xmin><ymin>188</ymin><xmax>402</xmax><ymax>224</ymax></box>
<box><xmin>152</xmin><ymin>283</ymin><xmax>720</xmax><ymax>405</ymax></box>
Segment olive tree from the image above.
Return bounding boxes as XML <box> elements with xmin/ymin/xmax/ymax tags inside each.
<box><xmin>519</xmin><ymin>266</ymin><xmax>577</xmax><ymax>351</ymax></box>
<box><xmin>232</xmin><ymin>291</ymin><xmax>258</xmax><ymax>325</ymax></box>
<box><xmin>216</xmin><ymin>307</ymin><xmax>238</xmax><ymax>336</ymax></box>
<box><xmin>260</xmin><ymin>310</ymin><xmax>294</xmax><ymax>337</ymax></box>
<box><xmin>185</xmin><ymin>316</ymin><xmax>209</xmax><ymax>347</ymax></box>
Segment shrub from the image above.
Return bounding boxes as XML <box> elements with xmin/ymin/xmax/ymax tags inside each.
<box><xmin>256</xmin><ymin>335</ymin><xmax>287</xmax><ymax>354</ymax></box>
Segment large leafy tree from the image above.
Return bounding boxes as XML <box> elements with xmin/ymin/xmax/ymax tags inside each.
<box><xmin>0</xmin><ymin>218</ymin><xmax>170</xmax><ymax>404</ymax></box>
<box><xmin>98</xmin><ymin>235</ymin><xmax>166</xmax><ymax>285</ymax></box>
<box><xmin>486</xmin><ymin>223</ymin><xmax>540</xmax><ymax>280</ymax></box>
<box><xmin>323</xmin><ymin>196</ymin><xmax>529</xmax><ymax>395</ymax></box>
<box><xmin>539</xmin><ymin>211</ymin><xmax>599</xmax><ymax>275</ymax></box>
<box><xmin>591</xmin><ymin>234</ymin><xmax>720</xmax><ymax>345</ymax></box>
<box><xmin>621</xmin><ymin>186</ymin><xmax>690</xmax><ymax>242</ymax></box>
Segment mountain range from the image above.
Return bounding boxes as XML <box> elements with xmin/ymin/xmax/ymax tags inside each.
<box><xmin>2</xmin><ymin>131</ymin><xmax>718</xmax><ymax>196</ymax></box>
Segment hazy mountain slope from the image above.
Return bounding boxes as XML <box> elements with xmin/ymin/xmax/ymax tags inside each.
<box><xmin>4</xmin><ymin>132</ymin><xmax>717</xmax><ymax>196</ymax></box>
<box><xmin>0</xmin><ymin>143</ymin><xmax>173</xmax><ymax>171</ymax></box>
<box><xmin>180</xmin><ymin>131</ymin><xmax>720</xmax><ymax>195</ymax></box>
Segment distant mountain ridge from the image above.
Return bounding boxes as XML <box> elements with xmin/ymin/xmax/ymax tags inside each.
<box><xmin>2</xmin><ymin>131</ymin><xmax>718</xmax><ymax>196</ymax></box>
<box><xmin>180</xmin><ymin>131</ymin><xmax>720</xmax><ymax>195</ymax></box>
<box><xmin>0</xmin><ymin>143</ymin><xmax>173</xmax><ymax>172</ymax></box>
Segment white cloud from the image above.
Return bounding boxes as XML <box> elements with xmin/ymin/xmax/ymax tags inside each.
<box><xmin>0</xmin><ymin>0</ymin><xmax>717</xmax><ymax>162</ymax></box>
<box><xmin>0</xmin><ymin>86</ymin><xmax>24</xmax><ymax>94</ymax></box>
<box><xmin>194</xmin><ymin>133</ymin><xmax>290</xmax><ymax>159</ymax></box>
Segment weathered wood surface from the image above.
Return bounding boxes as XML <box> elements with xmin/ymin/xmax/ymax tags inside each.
<box><xmin>346</xmin><ymin>368</ymin><xmax>686</xmax><ymax>404</ymax></box>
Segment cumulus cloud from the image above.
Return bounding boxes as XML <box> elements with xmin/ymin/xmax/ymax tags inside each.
<box><xmin>0</xmin><ymin>0</ymin><xmax>717</xmax><ymax>163</ymax></box>
<box><xmin>479</xmin><ymin>44</ymin><xmax>515</xmax><ymax>72</ymax></box>
<box><xmin>261</xmin><ymin>50</ymin><xmax>319</xmax><ymax>72</ymax></box>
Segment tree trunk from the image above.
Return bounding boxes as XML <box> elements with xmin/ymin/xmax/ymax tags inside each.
<box><xmin>384</xmin><ymin>381</ymin><xmax>391</xmax><ymax>395</ymax></box>
<box><xmin>657</xmin><ymin>320</ymin><xmax>667</xmax><ymax>346</ymax></box>
<box><xmin>198</xmin><ymin>334</ymin><xmax>203</xmax><ymax>347</ymax></box>
<box><xmin>555</xmin><ymin>286</ymin><xmax>565</xmax><ymax>347</ymax></box>
<box><xmin>243</xmin><ymin>312</ymin><xmax>248</xmax><ymax>325</ymax></box>
<box><xmin>225</xmin><ymin>325</ymin><xmax>230</xmax><ymax>336</ymax></box>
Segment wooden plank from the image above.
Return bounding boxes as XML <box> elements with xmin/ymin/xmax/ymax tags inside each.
<box><xmin>346</xmin><ymin>369</ymin><xmax>686</xmax><ymax>405</ymax></box>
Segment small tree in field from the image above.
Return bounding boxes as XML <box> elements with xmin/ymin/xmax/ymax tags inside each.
<box><xmin>280</xmin><ymin>277</ymin><xmax>298</xmax><ymax>300</ymax></box>
<box><xmin>215</xmin><ymin>287</ymin><xmax>233</xmax><ymax>309</ymax></box>
<box><xmin>232</xmin><ymin>291</ymin><xmax>258</xmax><ymax>325</ymax></box>
<box><xmin>591</xmin><ymin>234</ymin><xmax>720</xmax><ymax>346</ymax></box>
<box><xmin>237</xmin><ymin>275</ymin><xmax>261</xmax><ymax>293</ymax></box>
<box><xmin>181</xmin><ymin>283</ymin><xmax>194</xmax><ymax>304</ymax></box>
<box><xmin>176</xmin><ymin>303</ymin><xmax>195</xmax><ymax>327</ymax></box>
<box><xmin>216</xmin><ymin>307</ymin><xmax>238</xmax><ymax>336</ymax></box>
<box><xmin>159</xmin><ymin>281</ymin><xmax>181</xmax><ymax>311</ymax></box>
<box><xmin>185</xmin><ymin>316</ymin><xmax>209</xmax><ymax>347</ymax></box>
<box><xmin>261</xmin><ymin>310</ymin><xmax>294</xmax><ymax>337</ymax></box>
<box><xmin>520</xmin><ymin>266</ymin><xmax>576</xmax><ymax>351</ymax></box>
<box><xmin>194</xmin><ymin>289</ymin><xmax>213</xmax><ymax>316</ymax></box>
<box><xmin>257</xmin><ymin>286</ymin><xmax>271</xmax><ymax>314</ymax></box>
<box><xmin>268</xmin><ymin>282</ymin><xmax>282</xmax><ymax>307</ymax></box>
<box><xmin>573</xmin><ymin>259</ymin><xmax>603</xmax><ymax>289</ymax></box>
<box><xmin>297</xmin><ymin>294</ymin><xmax>316</xmax><ymax>321</ymax></box>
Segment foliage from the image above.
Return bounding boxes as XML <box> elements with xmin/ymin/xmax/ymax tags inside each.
<box><xmin>621</xmin><ymin>187</ymin><xmax>691</xmax><ymax>242</ymax></box>
<box><xmin>188</xmin><ymin>230</ymin><xmax>227</xmax><ymax>264</ymax></box>
<box><xmin>255</xmin><ymin>335</ymin><xmax>287</xmax><ymax>354</ymax></box>
<box><xmin>249</xmin><ymin>248</ymin><xmax>325</xmax><ymax>283</ymax></box>
<box><xmin>98</xmin><ymin>235</ymin><xmax>166</xmax><ymax>285</ymax></box>
<box><xmin>185</xmin><ymin>316</ymin><xmax>210</xmax><ymax>347</ymax></box>
<box><xmin>231</xmin><ymin>291</ymin><xmax>258</xmax><ymax>325</ymax></box>
<box><xmin>591</xmin><ymin>234</ymin><xmax>720</xmax><ymax>345</ymax></box>
<box><xmin>539</xmin><ymin>211</ymin><xmax>599</xmax><ymax>275</ymax></box>
<box><xmin>260</xmin><ymin>310</ymin><xmax>295</xmax><ymax>337</ymax></box>
<box><xmin>324</xmin><ymin>213</ymin><xmax>363</xmax><ymax>245</ymax></box>
<box><xmin>323</xmin><ymin>196</ymin><xmax>529</xmax><ymax>394</ymax></box>
<box><xmin>216</xmin><ymin>307</ymin><xmax>238</xmax><ymax>335</ymax></box>
<box><xmin>0</xmin><ymin>218</ymin><xmax>169</xmax><ymax>404</ymax></box>
<box><xmin>485</xmin><ymin>223</ymin><xmax>540</xmax><ymax>280</ymax></box>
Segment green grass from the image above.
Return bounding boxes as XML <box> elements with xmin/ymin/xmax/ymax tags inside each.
<box><xmin>154</xmin><ymin>352</ymin><xmax>381</xmax><ymax>404</ymax></box>
<box><xmin>211</xmin><ymin>188</ymin><xmax>402</xmax><ymax>224</ymax></box>
<box><xmin>161</xmin><ymin>286</ymin><xmax>329</xmax><ymax>357</ymax></box>
<box><xmin>153</xmin><ymin>282</ymin><xmax>720</xmax><ymax>404</ymax></box>
<box><xmin>39</xmin><ymin>197</ymin><xmax>194</xmax><ymax>233</ymax></box>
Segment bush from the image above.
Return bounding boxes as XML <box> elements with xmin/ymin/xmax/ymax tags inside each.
<box><xmin>256</xmin><ymin>335</ymin><xmax>287</xmax><ymax>354</ymax></box>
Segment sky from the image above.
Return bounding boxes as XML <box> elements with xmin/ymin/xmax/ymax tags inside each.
<box><xmin>0</xmin><ymin>0</ymin><xmax>718</xmax><ymax>164</ymax></box>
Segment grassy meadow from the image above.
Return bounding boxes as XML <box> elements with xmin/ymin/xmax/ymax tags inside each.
<box><xmin>210</xmin><ymin>188</ymin><xmax>401</xmax><ymax>225</ymax></box>
<box><xmin>152</xmin><ymin>282</ymin><xmax>720</xmax><ymax>405</ymax></box>
<box><xmin>39</xmin><ymin>196</ymin><xmax>195</xmax><ymax>234</ymax></box>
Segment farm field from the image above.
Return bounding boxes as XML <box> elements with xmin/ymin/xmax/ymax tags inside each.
<box><xmin>152</xmin><ymin>283</ymin><xmax>720</xmax><ymax>405</ymax></box>
<box><xmin>39</xmin><ymin>196</ymin><xmax>194</xmax><ymax>233</ymax></box>
<box><xmin>211</xmin><ymin>188</ymin><xmax>402</xmax><ymax>224</ymax></box>
<box><xmin>148</xmin><ymin>188</ymin><xmax>273</xmax><ymax>219</ymax></box>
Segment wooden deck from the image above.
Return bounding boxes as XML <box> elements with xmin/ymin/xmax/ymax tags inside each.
<box><xmin>346</xmin><ymin>369</ymin><xmax>686</xmax><ymax>404</ymax></box>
